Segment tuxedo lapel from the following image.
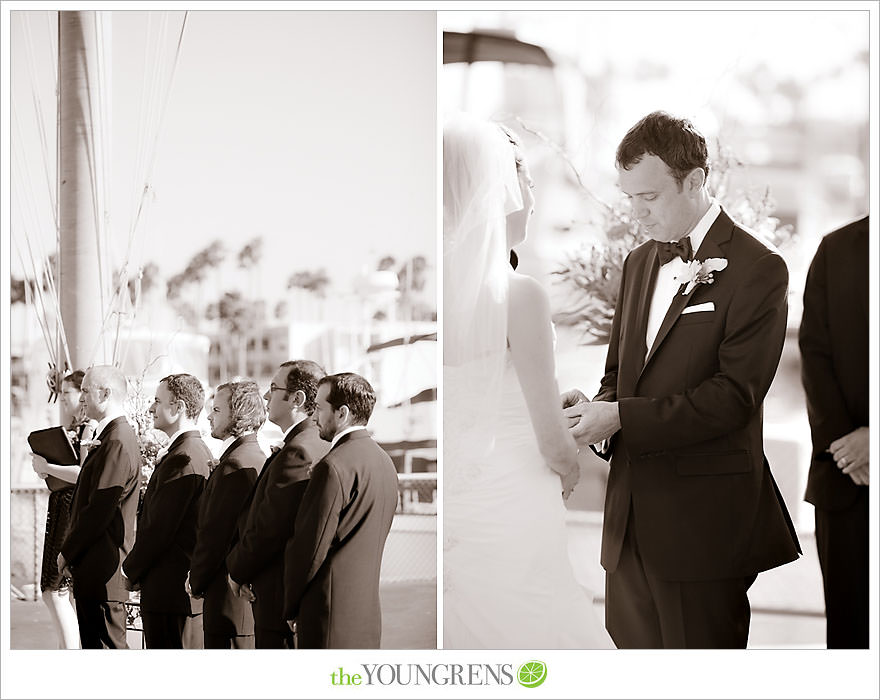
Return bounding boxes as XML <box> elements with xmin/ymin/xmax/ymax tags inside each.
<box><xmin>641</xmin><ymin>211</ymin><xmax>734</xmax><ymax>375</ymax></box>
<box><xmin>629</xmin><ymin>247</ymin><xmax>660</xmax><ymax>382</ymax></box>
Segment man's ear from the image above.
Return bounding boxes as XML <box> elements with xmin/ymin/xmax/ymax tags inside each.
<box><xmin>290</xmin><ymin>390</ymin><xmax>307</xmax><ymax>410</ymax></box>
<box><xmin>687</xmin><ymin>167</ymin><xmax>706</xmax><ymax>194</ymax></box>
<box><xmin>337</xmin><ymin>404</ymin><xmax>351</xmax><ymax>426</ymax></box>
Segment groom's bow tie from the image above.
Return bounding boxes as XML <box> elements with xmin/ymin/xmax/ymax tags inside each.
<box><xmin>656</xmin><ymin>236</ymin><xmax>693</xmax><ymax>265</ymax></box>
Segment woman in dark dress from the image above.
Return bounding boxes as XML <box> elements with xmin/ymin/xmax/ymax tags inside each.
<box><xmin>30</xmin><ymin>370</ymin><xmax>97</xmax><ymax>649</ymax></box>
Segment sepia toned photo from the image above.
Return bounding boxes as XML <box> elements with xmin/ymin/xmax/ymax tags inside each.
<box><xmin>442</xmin><ymin>9</ymin><xmax>870</xmax><ymax>652</ymax></box>
<box><xmin>6</xmin><ymin>8</ymin><xmax>436</xmax><ymax>653</ymax></box>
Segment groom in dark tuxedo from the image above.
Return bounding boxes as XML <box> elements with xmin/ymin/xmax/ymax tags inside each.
<box><xmin>564</xmin><ymin>111</ymin><xmax>801</xmax><ymax>648</ymax></box>
<box><xmin>283</xmin><ymin>372</ymin><xmax>399</xmax><ymax>648</ymax></box>
<box><xmin>800</xmin><ymin>215</ymin><xmax>869</xmax><ymax>648</ymax></box>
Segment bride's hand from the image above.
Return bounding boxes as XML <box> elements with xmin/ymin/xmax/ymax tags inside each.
<box><xmin>561</xmin><ymin>388</ymin><xmax>588</xmax><ymax>409</ymax></box>
<box><xmin>560</xmin><ymin>466</ymin><xmax>580</xmax><ymax>500</ymax></box>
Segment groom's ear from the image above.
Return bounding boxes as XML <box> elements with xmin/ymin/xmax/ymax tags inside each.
<box><xmin>685</xmin><ymin>167</ymin><xmax>706</xmax><ymax>194</ymax></box>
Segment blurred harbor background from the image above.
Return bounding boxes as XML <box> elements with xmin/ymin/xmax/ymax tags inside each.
<box><xmin>443</xmin><ymin>8</ymin><xmax>871</xmax><ymax>649</ymax></box>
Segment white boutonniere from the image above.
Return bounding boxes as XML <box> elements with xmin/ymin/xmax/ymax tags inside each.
<box><xmin>207</xmin><ymin>458</ymin><xmax>220</xmax><ymax>471</ymax></box>
<box><xmin>675</xmin><ymin>257</ymin><xmax>728</xmax><ymax>295</ymax></box>
<box><xmin>80</xmin><ymin>438</ymin><xmax>101</xmax><ymax>450</ymax></box>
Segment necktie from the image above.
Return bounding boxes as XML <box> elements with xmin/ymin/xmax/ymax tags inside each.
<box><xmin>656</xmin><ymin>236</ymin><xmax>693</xmax><ymax>265</ymax></box>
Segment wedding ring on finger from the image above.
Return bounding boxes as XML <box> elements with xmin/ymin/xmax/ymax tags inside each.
<box><xmin>840</xmin><ymin>457</ymin><xmax>848</xmax><ymax>467</ymax></box>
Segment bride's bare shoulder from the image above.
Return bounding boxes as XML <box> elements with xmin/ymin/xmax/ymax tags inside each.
<box><xmin>507</xmin><ymin>271</ymin><xmax>551</xmax><ymax>326</ymax></box>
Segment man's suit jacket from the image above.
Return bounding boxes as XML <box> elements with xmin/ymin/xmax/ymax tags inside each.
<box><xmin>61</xmin><ymin>416</ymin><xmax>141</xmax><ymax>602</ymax></box>
<box><xmin>594</xmin><ymin>208</ymin><xmax>801</xmax><ymax>581</ymax></box>
<box><xmin>800</xmin><ymin>216</ymin><xmax>869</xmax><ymax>512</ymax></box>
<box><xmin>189</xmin><ymin>433</ymin><xmax>264</xmax><ymax>637</ymax></box>
<box><xmin>122</xmin><ymin>430</ymin><xmax>211</xmax><ymax>615</ymax></box>
<box><xmin>283</xmin><ymin>429</ymin><xmax>399</xmax><ymax>648</ymax></box>
<box><xmin>226</xmin><ymin>418</ymin><xmax>329</xmax><ymax>632</ymax></box>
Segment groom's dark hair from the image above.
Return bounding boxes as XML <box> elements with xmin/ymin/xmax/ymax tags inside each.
<box><xmin>616</xmin><ymin>110</ymin><xmax>710</xmax><ymax>188</ymax></box>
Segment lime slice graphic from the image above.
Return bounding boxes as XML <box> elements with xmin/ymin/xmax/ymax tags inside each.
<box><xmin>517</xmin><ymin>660</ymin><xmax>547</xmax><ymax>688</ymax></box>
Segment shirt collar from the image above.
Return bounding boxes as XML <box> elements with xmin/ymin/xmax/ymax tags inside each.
<box><xmin>95</xmin><ymin>411</ymin><xmax>126</xmax><ymax>438</ymax></box>
<box><xmin>330</xmin><ymin>425</ymin><xmax>366</xmax><ymax>450</ymax></box>
<box><xmin>685</xmin><ymin>198</ymin><xmax>721</xmax><ymax>257</ymax></box>
<box><xmin>162</xmin><ymin>426</ymin><xmax>193</xmax><ymax>449</ymax></box>
<box><xmin>219</xmin><ymin>434</ymin><xmax>240</xmax><ymax>455</ymax></box>
<box><xmin>282</xmin><ymin>414</ymin><xmax>308</xmax><ymax>440</ymax></box>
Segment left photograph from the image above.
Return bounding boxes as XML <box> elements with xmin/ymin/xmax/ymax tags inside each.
<box><xmin>7</xmin><ymin>9</ymin><xmax>436</xmax><ymax>650</ymax></box>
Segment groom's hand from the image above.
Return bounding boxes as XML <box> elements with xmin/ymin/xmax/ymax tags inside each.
<box><xmin>564</xmin><ymin>400</ymin><xmax>621</xmax><ymax>446</ymax></box>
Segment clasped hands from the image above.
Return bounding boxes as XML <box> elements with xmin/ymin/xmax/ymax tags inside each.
<box><xmin>560</xmin><ymin>389</ymin><xmax>621</xmax><ymax>446</ymax></box>
<box><xmin>829</xmin><ymin>426</ymin><xmax>869</xmax><ymax>486</ymax></box>
<box><xmin>31</xmin><ymin>453</ymin><xmax>49</xmax><ymax>480</ymax></box>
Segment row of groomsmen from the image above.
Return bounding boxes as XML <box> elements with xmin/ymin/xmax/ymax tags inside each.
<box><xmin>57</xmin><ymin>361</ymin><xmax>400</xmax><ymax>649</ymax></box>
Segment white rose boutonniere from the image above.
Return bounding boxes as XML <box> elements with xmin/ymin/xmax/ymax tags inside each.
<box><xmin>675</xmin><ymin>257</ymin><xmax>728</xmax><ymax>295</ymax></box>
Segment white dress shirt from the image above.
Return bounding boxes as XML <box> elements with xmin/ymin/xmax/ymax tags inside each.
<box><xmin>330</xmin><ymin>425</ymin><xmax>366</xmax><ymax>450</ymax></box>
<box><xmin>93</xmin><ymin>410</ymin><xmax>126</xmax><ymax>440</ymax></box>
<box><xmin>644</xmin><ymin>200</ymin><xmax>721</xmax><ymax>358</ymax></box>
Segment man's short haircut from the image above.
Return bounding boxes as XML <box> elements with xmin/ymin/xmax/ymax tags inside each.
<box><xmin>160</xmin><ymin>373</ymin><xmax>205</xmax><ymax>420</ymax></box>
<box><xmin>215</xmin><ymin>380</ymin><xmax>266</xmax><ymax>436</ymax></box>
<box><xmin>279</xmin><ymin>360</ymin><xmax>326</xmax><ymax>416</ymax></box>
<box><xmin>318</xmin><ymin>372</ymin><xmax>377</xmax><ymax>426</ymax></box>
<box><xmin>615</xmin><ymin>110</ymin><xmax>710</xmax><ymax>187</ymax></box>
<box><xmin>85</xmin><ymin>365</ymin><xmax>128</xmax><ymax>400</ymax></box>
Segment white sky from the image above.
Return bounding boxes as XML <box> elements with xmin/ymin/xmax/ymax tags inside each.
<box><xmin>7</xmin><ymin>9</ymin><xmax>437</xmax><ymax>305</ymax></box>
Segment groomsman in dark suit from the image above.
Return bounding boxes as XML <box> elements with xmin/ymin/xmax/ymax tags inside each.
<box><xmin>122</xmin><ymin>373</ymin><xmax>212</xmax><ymax>648</ymax></box>
<box><xmin>188</xmin><ymin>380</ymin><xmax>267</xmax><ymax>649</ymax></box>
<box><xmin>283</xmin><ymin>372</ymin><xmax>399</xmax><ymax>649</ymax></box>
<box><xmin>59</xmin><ymin>365</ymin><xmax>140</xmax><ymax>649</ymax></box>
<box><xmin>227</xmin><ymin>360</ymin><xmax>329</xmax><ymax>648</ymax></box>
<box><xmin>800</xmin><ymin>215</ymin><xmax>869</xmax><ymax>649</ymax></box>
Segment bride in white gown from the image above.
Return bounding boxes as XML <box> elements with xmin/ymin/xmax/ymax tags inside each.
<box><xmin>443</xmin><ymin>113</ymin><xmax>613</xmax><ymax>649</ymax></box>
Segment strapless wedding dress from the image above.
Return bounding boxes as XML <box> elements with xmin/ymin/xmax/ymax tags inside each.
<box><xmin>444</xmin><ymin>353</ymin><xmax>613</xmax><ymax>649</ymax></box>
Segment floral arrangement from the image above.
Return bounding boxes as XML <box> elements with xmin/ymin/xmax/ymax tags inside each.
<box><xmin>124</xmin><ymin>373</ymin><xmax>168</xmax><ymax>496</ymax></box>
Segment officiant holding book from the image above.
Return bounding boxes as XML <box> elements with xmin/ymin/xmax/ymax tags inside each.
<box><xmin>29</xmin><ymin>369</ymin><xmax>98</xmax><ymax>649</ymax></box>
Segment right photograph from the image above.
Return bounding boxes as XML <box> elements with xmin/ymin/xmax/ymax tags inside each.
<box><xmin>441</xmin><ymin>10</ymin><xmax>870</xmax><ymax>650</ymax></box>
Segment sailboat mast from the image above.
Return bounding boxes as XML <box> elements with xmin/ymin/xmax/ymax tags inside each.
<box><xmin>58</xmin><ymin>10</ymin><xmax>107</xmax><ymax>372</ymax></box>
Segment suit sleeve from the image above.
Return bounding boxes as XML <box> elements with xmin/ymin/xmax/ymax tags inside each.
<box><xmin>61</xmin><ymin>440</ymin><xmax>136</xmax><ymax>566</ymax></box>
<box><xmin>618</xmin><ymin>251</ymin><xmax>789</xmax><ymax>454</ymax></box>
<box><xmin>798</xmin><ymin>238</ymin><xmax>855</xmax><ymax>455</ymax></box>
<box><xmin>282</xmin><ymin>460</ymin><xmax>343</xmax><ymax>620</ymax></box>
<box><xmin>227</xmin><ymin>446</ymin><xmax>312</xmax><ymax>583</ymax></box>
<box><xmin>189</xmin><ymin>464</ymin><xmax>258</xmax><ymax>595</ymax></box>
<box><xmin>123</xmin><ymin>456</ymin><xmax>204</xmax><ymax>583</ymax></box>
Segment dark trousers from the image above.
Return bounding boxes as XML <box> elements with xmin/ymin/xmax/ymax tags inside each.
<box><xmin>141</xmin><ymin>611</ymin><xmax>204</xmax><ymax>649</ymax></box>
<box><xmin>815</xmin><ymin>489</ymin><xmax>869</xmax><ymax>649</ymax></box>
<box><xmin>204</xmin><ymin>631</ymin><xmax>255</xmax><ymax>649</ymax></box>
<box><xmin>606</xmin><ymin>517</ymin><xmax>755</xmax><ymax>648</ymax></box>
<box><xmin>75</xmin><ymin>599</ymin><xmax>128</xmax><ymax>649</ymax></box>
<box><xmin>255</xmin><ymin>626</ymin><xmax>295</xmax><ymax>649</ymax></box>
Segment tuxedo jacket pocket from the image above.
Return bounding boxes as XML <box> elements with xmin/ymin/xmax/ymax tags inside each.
<box><xmin>675</xmin><ymin>450</ymin><xmax>751</xmax><ymax>476</ymax></box>
<box><xmin>681</xmin><ymin>301</ymin><xmax>715</xmax><ymax>315</ymax></box>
